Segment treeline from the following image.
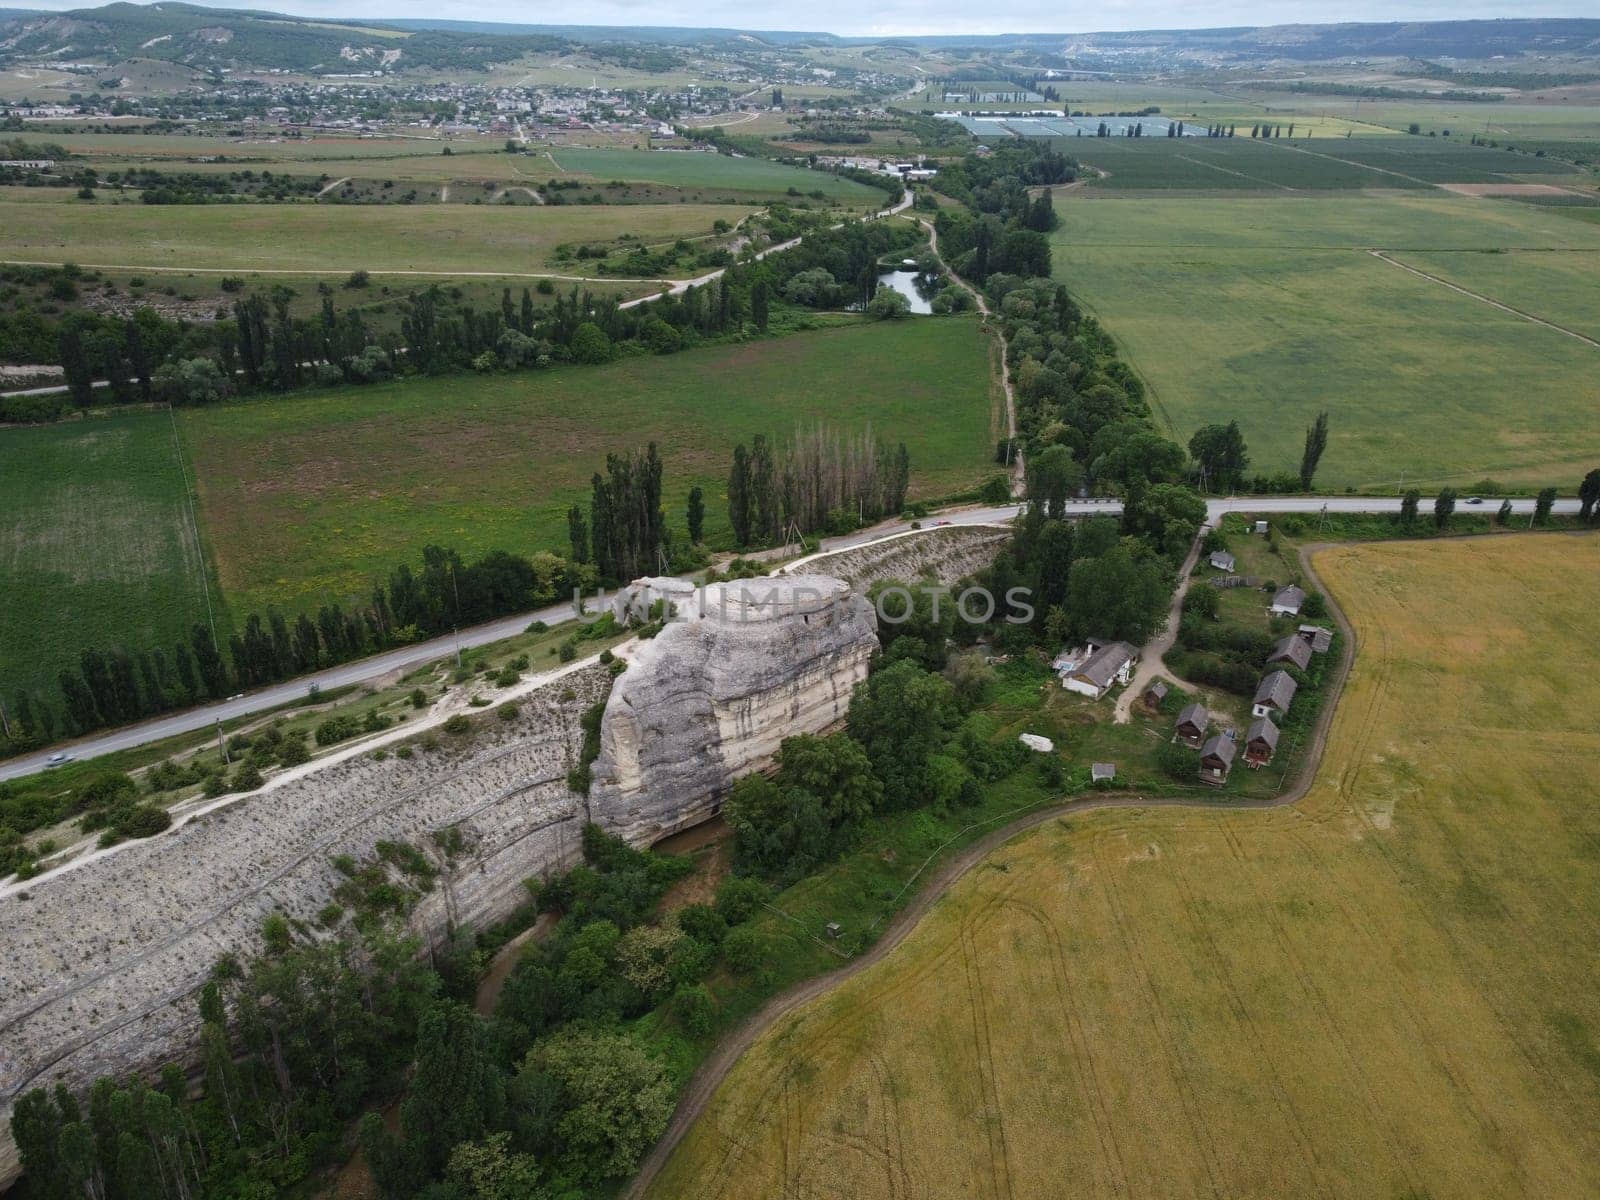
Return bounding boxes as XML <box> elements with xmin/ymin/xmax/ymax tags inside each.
<box><xmin>930</xmin><ymin>141</ymin><xmax>1064</xmax><ymax>287</ymax></box>
<box><xmin>949</xmin><ymin>140</ymin><xmax>1202</xmax><ymax>649</ymax></box>
<box><xmin>2</xmin><ymin>542</ymin><xmax>598</xmax><ymax>759</ymax></box>
<box><xmin>726</xmin><ymin>425</ymin><xmax>910</xmax><ymax>546</ymax></box>
<box><xmin>6</xmin><ymin>208</ymin><xmax>920</xmax><ymax>424</ymax></box>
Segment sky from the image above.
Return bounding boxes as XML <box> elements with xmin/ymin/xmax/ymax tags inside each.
<box><xmin>12</xmin><ymin>0</ymin><xmax>1595</xmax><ymax>38</ymax></box>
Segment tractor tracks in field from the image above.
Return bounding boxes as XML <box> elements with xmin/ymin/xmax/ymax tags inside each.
<box><xmin>622</xmin><ymin>543</ymin><xmax>1359</xmax><ymax>1200</ymax></box>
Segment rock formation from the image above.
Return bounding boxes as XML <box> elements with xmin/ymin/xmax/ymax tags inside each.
<box><xmin>791</xmin><ymin>525</ymin><xmax>1009</xmax><ymax>590</ymax></box>
<box><xmin>0</xmin><ymin>572</ymin><xmax>882</xmax><ymax>1184</ymax></box>
<box><xmin>588</xmin><ymin>574</ymin><xmax>877</xmax><ymax>845</ymax></box>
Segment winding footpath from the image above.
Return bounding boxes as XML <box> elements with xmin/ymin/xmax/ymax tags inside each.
<box><xmin>622</xmin><ymin>542</ymin><xmax>1359</xmax><ymax>1200</ymax></box>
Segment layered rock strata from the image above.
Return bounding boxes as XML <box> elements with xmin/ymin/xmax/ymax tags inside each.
<box><xmin>794</xmin><ymin>525</ymin><xmax>1010</xmax><ymax>590</ymax></box>
<box><xmin>588</xmin><ymin>574</ymin><xmax>878</xmax><ymax>845</ymax></box>
<box><xmin>0</xmin><ymin>665</ymin><xmax>612</xmax><ymax>1181</ymax></box>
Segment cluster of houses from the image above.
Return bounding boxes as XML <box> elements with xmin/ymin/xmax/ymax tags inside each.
<box><xmin>1167</xmin><ymin>620</ymin><xmax>1333</xmax><ymax>785</ymax></box>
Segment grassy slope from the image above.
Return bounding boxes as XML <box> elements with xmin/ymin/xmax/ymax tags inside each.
<box><xmin>0</xmin><ymin>410</ymin><xmax>223</xmax><ymax>701</ymax></box>
<box><xmin>180</xmin><ymin>316</ymin><xmax>997</xmax><ymax>615</ymax></box>
<box><xmin>648</xmin><ymin>532</ymin><xmax>1600</xmax><ymax>1200</ymax></box>
<box><xmin>1052</xmin><ymin>193</ymin><xmax>1600</xmax><ymax>488</ymax></box>
<box><xmin>0</xmin><ymin>200</ymin><xmax>750</xmax><ymax>274</ymax></box>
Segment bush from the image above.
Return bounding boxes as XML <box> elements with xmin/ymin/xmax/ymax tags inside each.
<box><xmin>721</xmin><ymin>924</ymin><xmax>767</xmax><ymax>973</ymax></box>
<box><xmin>442</xmin><ymin>714</ymin><xmax>471</xmax><ymax>735</ymax></box>
<box><xmin>673</xmin><ymin>983</ymin><xmax>716</xmax><ymax>1035</ymax></box>
<box><xmin>1157</xmin><ymin>739</ymin><xmax>1194</xmax><ymax>782</ymax></box>
<box><xmin>231</xmin><ymin>762</ymin><xmax>264</xmax><ymax>792</ymax></box>
<box><xmin>314</xmin><ymin>715</ymin><xmax>360</xmax><ymax>746</ymax></box>
<box><xmin>715</xmin><ymin>876</ymin><xmax>768</xmax><ymax>925</ymax></box>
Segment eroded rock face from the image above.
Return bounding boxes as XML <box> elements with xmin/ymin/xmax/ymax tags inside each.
<box><xmin>589</xmin><ymin>574</ymin><xmax>877</xmax><ymax>846</ymax></box>
<box><xmin>794</xmin><ymin>525</ymin><xmax>1009</xmax><ymax>591</ymax></box>
<box><xmin>0</xmin><ymin>665</ymin><xmax>612</xmax><ymax>1184</ymax></box>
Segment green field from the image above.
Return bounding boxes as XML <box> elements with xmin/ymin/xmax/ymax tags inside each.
<box><xmin>1071</xmin><ymin>135</ymin><xmax>1585</xmax><ymax>192</ymax></box>
<box><xmin>0</xmin><ymin>200</ymin><xmax>750</xmax><ymax>274</ymax></box>
<box><xmin>0</xmin><ymin>411</ymin><xmax>222</xmax><ymax>702</ymax></box>
<box><xmin>179</xmin><ymin>317</ymin><xmax>998</xmax><ymax>614</ymax></box>
<box><xmin>1052</xmin><ymin>192</ymin><xmax>1600</xmax><ymax>487</ymax></box>
<box><xmin>548</xmin><ymin>147</ymin><xmax>882</xmax><ymax>200</ymax></box>
<box><xmin>1387</xmin><ymin>248</ymin><xmax>1600</xmax><ymax>342</ymax></box>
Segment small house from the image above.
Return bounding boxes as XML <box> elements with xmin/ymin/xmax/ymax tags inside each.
<box><xmin>825</xmin><ymin>922</ymin><xmax>842</xmax><ymax>939</ymax></box>
<box><xmin>1297</xmin><ymin>624</ymin><xmax>1334</xmax><ymax>653</ymax></box>
<box><xmin>1266</xmin><ymin>634</ymin><xmax>1313</xmax><ymax>672</ymax></box>
<box><xmin>1254</xmin><ymin>520</ymin><xmax>1269</xmax><ymax>535</ymax></box>
<box><xmin>1091</xmin><ymin>762</ymin><xmax>1116</xmax><ymax>784</ymax></box>
<box><xmin>1244</xmin><ymin>716</ymin><xmax>1280</xmax><ymax>767</ymax></box>
<box><xmin>1199</xmin><ymin>733</ymin><xmax>1236</xmax><ymax>786</ymax></box>
<box><xmin>1174</xmin><ymin>703</ymin><xmax>1209</xmax><ymax>748</ymax></box>
<box><xmin>1253</xmin><ymin>670</ymin><xmax>1298</xmax><ymax>719</ymax></box>
<box><xmin>1209</xmin><ymin>550</ymin><xmax>1236</xmax><ymax>572</ymax></box>
<box><xmin>1270</xmin><ymin>585</ymin><xmax>1306</xmax><ymax>616</ymax></box>
<box><xmin>1142</xmin><ymin>680</ymin><xmax>1169</xmax><ymax>710</ymax></box>
<box><xmin>1062</xmin><ymin>640</ymin><xmax>1138</xmax><ymax>700</ymax></box>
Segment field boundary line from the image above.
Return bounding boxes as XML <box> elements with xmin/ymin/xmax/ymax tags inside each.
<box><xmin>1369</xmin><ymin>250</ymin><xmax>1600</xmax><ymax>349</ymax></box>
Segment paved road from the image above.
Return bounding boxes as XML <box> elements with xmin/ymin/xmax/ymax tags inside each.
<box><xmin>3</xmin><ymin>491</ymin><xmax>1578</xmax><ymax>782</ymax></box>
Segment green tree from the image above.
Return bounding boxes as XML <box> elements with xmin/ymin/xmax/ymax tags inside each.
<box><xmin>567</xmin><ymin>504</ymin><xmax>589</xmax><ymax>565</ymax></box>
<box><xmin>1025</xmin><ymin>444</ymin><xmax>1084</xmax><ymax>518</ymax></box>
<box><xmin>513</xmin><ymin>1028</ymin><xmax>672</xmax><ymax>1184</ymax></box>
<box><xmin>1123</xmin><ymin>483</ymin><xmax>1207</xmax><ymax>560</ymax></box>
<box><xmin>687</xmin><ymin>485</ymin><xmax>705</xmax><ymax>543</ymax></box>
<box><xmin>1064</xmin><ymin>544</ymin><xmax>1172</xmax><ymax>644</ymax></box>
<box><xmin>847</xmin><ymin>660</ymin><xmax>958</xmax><ymax>811</ymax></box>
<box><xmin>1434</xmin><ymin>487</ymin><xmax>1457</xmax><ymax>529</ymax></box>
<box><xmin>446</xmin><ymin>1132</ymin><xmax>552</xmax><ymax>1200</ymax></box>
<box><xmin>388</xmin><ymin>1001</ymin><xmax>507</xmax><ymax>1184</ymax></box>
<box><xmin>1534</xmin><ymin>486</ymin><xmax>1558</xmax><ymax>524</ymax></box>
<box><xmin>866</xmin><ymin>288</ymin><xmax>910</xmax><ymax>319</ymax></box>
<box><xmin>750</xmin><ymin>280</ymin><xmax>770</xmax><ymax>333</ymax></box>
<box><xmin>1400</xmin><ymin>489</ymin><xmax>1421</xmax><ymax>527</ymax></box>
<box><xmin>1299</xmin><ymin>410</ymin><xmax>1329</xmax><ymax>491</ymax></box>
<box><xmin>1187</xmin><ymin>421</ymin><xmax>1250</xmax><ymax>492</ymax></box>
<box><xmin>1580</xmin><ymin>469</ymin><xmax>1600</xmax><ymax>522</ymax></box>
<box><xmin>727</xmin><ymin>442</ymin><xmax>752</xmax><ymax>546</ymax></box>
<box><xmin>570</xmin><ymin>322</ymin><xmax>612</xmax><ymax>364</ymax></box>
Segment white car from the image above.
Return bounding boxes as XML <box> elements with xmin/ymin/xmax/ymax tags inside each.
<box><xmin>45</xmin><ymin>752</ymin><xmax>75</xmax><ymax>768</ymax></box>
<box><xmin>1466</xmin><ymin>496</ymin><xmax>1484</xmax><ymax>505</ymax></box>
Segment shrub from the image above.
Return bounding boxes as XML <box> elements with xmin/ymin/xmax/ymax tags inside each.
<box><xmin>314</xmin><ymin>715</ymin><xmax>361</xmax><ymax>746</ymax></box>
<box><xmin>673</xmin><ymin>983</ymin><xmax>716</xmax><ymax>1036</ymax></box>
<box><xmin>442</xmin><ymin>714</ymin><xmax>471</xmax><ymax>735</ymax></box>
<box><xmin>231</xmin><ymin>762</ymin><xmax>264</xmax><ymax>792</ymax></box>
<box><xmin>722</xmin><ymin>925</ymin><xmax>768</xmax><ymax>973</ymax></box>
<box><xmin>497</xmin><ymin>702</ymin><xmax>519</xmax><ymax>721</ymax></box>
<box><xmin>715</xmin><ymin>876</ymin><xmax>768</xmax><ymax>925</ymax></box>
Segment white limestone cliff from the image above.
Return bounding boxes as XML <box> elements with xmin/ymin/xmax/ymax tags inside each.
<box><xmin>588</xmin><ymin>574</ymin><xmax>877</xmax><ymax>845</ymax></box>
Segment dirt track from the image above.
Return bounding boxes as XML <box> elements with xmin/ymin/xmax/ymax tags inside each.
<box><xmin>622</xmin><ymin>540</ymin><xmax>1357</xmax><ymax>1199</ymax></box>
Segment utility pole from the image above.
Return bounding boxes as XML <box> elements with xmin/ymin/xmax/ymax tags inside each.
<box><xmin>0</xmin><ymin>695</ymin><xmax>12</xmax><ymax>740</ymax></box>
<box><xmin>217</xmin><ymin>719</ymin><xmax>230</xmax><ymax>766</ymax></box>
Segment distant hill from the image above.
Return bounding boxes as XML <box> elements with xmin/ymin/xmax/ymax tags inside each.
<box><xmin>0</xmin><ymin>1</ymin><xmax>567</xmax><ymax>73</ymax></box>
<box><xmin>1</xmin><ymin>6</ymin><xmax>1596</xmax><ymax>75</ymax></box>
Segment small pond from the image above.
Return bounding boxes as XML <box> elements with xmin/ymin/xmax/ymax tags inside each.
<box><xmin>874</xmin><ymin>268</ymin><xmax>938</xmax><ymax>314</ymax></box>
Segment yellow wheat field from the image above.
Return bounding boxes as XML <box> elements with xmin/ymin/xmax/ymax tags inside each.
<box><xmin>648</xmin><ymin>532</ymin><xmax>1600</xmax><ymax>1200</ymax></box>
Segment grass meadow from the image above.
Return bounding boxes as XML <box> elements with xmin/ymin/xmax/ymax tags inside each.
<box><xmin>1052</xmin><ymin>192</ymin><xmax>1600</xmax><ymax>488</ymax></box>
<box><xmin>0</xmin><ymin>200</ymin><xmax>752</xmax><ymax>274</ymax></box>
<box><xmin>647</xmin><ymin>532</ymin><xmax>1600</xmax><ymax>1200</ymax></box>
<box><xmin>0</xmin><ymin>411</ymin><xmax>223</xmax><ymax>702</ymax></box>
<box><xmin>178</xmin><ymin>316</ymin><xmax>999</xmax><ymax>614</ymax></box>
